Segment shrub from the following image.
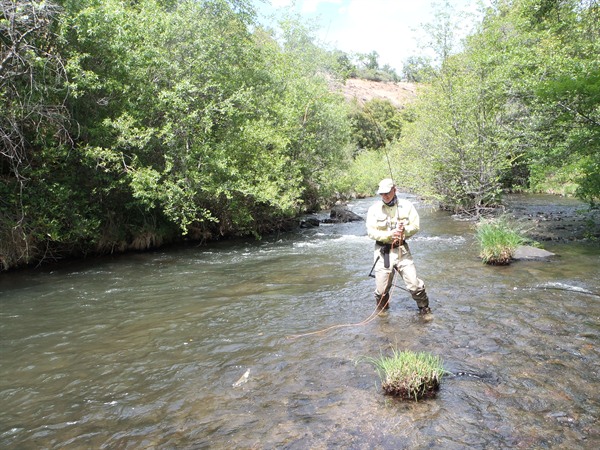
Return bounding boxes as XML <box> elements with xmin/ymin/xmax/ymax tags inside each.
<box><xmin>475</xmin><ymin>216</ymin><xmax>528</xmax><ymax>265</ymax></box>
<box><xmin>361</xmin><ymin>349</ymin><xmax>447</xmax><ymax>401</ymax></box>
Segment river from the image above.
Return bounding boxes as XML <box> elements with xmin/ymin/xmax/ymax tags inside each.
<box><xmin>1</xmin><ymin>194</ymin><xmax>599</xmax><ymax>449</ymax></box>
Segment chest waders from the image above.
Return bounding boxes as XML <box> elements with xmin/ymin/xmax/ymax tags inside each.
<box><xmin>369</xmin><ymin>241</ymin><xmax>431</xmax><ymax>314</ymax></box>
<box><xmin>370</xmin><ymin>243</ymin><xmax>398</xmax><ymax>311</ymax></box>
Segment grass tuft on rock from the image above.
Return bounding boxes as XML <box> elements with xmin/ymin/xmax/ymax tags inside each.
<box><xmin>362</xmin><ymin>349</ymin><xmax>447</xmax><ymax>401</ymax></box>
<box><xmin>475</xmin><ymin>216</ymin><xmax>528</xmax><ymax>265</ymax></box>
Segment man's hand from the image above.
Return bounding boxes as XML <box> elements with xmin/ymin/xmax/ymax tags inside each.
<box><xmin>392</xmin><ymin>221</ymin><xmax>405</xmax><ymax>245</ymax></box>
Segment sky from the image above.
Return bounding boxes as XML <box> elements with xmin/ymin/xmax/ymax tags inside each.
<box><xmin>256</xmin><ymin>0</ymin><xmax>488</xmax><ymax>74</ymax></box>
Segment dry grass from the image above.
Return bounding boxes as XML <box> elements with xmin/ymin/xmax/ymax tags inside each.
<box><xmin>341</xmin><ymin>78</ymin><xmax>418</xmax><ymax>108</ymax></box>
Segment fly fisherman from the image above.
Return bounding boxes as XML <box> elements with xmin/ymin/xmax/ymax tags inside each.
<box><xmin>366</xmin><ymin>178</ymin><xmax>431</xmax><ymax>315</ymax></box>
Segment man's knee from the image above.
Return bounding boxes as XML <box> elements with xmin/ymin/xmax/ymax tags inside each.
<box><xmin>411</xmin><ymin>286</ymin><xmax>427</xmax><ymax>298</ymax></box>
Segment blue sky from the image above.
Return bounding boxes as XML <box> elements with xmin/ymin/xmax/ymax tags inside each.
<box><xmin>256</xmin><ymin>0</ymin><xmax>488</xmax><ymax>74</ymax></box>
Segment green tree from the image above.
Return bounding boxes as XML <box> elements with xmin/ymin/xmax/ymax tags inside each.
<box><xmin>470</xmin><ymin>0</ymin><xmax>600</xmax><ymax>203</ymax></box>
<box><xmin>255</xmin><ymin>15</ymin><xmax>351</xmax><ymax>211</ymax></box>
<box><xmin>393</xmin><ymin>0</ymin><xmax>600</xmax><ymax>211</ymax></box>
<box><xmin>349</xmin><ymin>98</ymin><xmax>405</xmax><ymax>151</ymax></box>
<box><xmin>1</xmin><ymin>0</ymin><xmax>354</xmax><ymax>271</ymax></box>
<box><xmin>0</xmin><ymin>0</ymin><xmax>90</xmax><ymax>268</ymax></box>
<box><xmin>525</xmin><ymin>0</ymin><xmax>600</xmax><ymax>203</ymax></box>
<box><xmin>392</xmin><ymin>1</ymin><xmax>516</xmax><ymax>213</ymax></box>
<box><xmin>402</xmin><ymin>56</ymin><xmax>435</xmax><ymax>83</ymax></box>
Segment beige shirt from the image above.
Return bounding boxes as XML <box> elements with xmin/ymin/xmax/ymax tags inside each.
<box><xmin>366</xmin><ymin>198</ymin><xmax>420</xmax><ymax>244</ymax></box>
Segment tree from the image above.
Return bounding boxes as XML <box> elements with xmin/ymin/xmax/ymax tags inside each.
<box><xmin>1</xmin><ymin>0</ymin><xmax>81</xmax><ymax>268</ymax></box>
<box><xmin>0</xmin><ymin>0</ymin><xmax>71</xmax><ymax>182</ymax></box>
<box><xmin>402</xmin><ymin>56</ymin><xmax>435</xmax><ymax>83</ymax></box>
<box><xmin>349</xmin><ymin>98</ymin><xmax>405</xmax><ymax>150</ymax></box>
<box><xmin>1</xmin><ymin>0</ymin><xmax>355</xmax><ymax>270</ymax></box>
<box><xmin>391</xmin><ymin>0</ymin><xmax>600</xmax><ymax>211</ymax></box>
<box><xmin>390</xmin><ymin>0</ymin><xmax>518</xmax><ymax>213</ymax></box>
<box><xmin>470</xmin><ymin>0</ymin><xmax>600</xmax><ymax>204</ymax></box>
<box><xmin>525</xmin><ymin>0</ymin><xmax>600</xmax><ymax>203</ymax></box>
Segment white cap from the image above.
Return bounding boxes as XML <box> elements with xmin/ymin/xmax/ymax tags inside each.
<box><xmin>377</xmin><ymin>178</ymin><xmax>395</xmax><ymax>194</ymax></box>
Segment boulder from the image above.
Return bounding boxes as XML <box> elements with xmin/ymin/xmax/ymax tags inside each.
<box><xmin>513</xmin><ymin>245</ymin><xmax>557</xmax><ymax>260</ymax></box>
<box><xmin>324</xmin><ymin>205</ymin><xmax>364</xmax><ymax>223</ymax></box>
<box><xmin>299</xmin><ymin>218</ymin><xmax>321</xmax><ymax>228</ymax></box>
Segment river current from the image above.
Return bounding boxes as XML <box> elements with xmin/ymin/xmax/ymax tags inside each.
<box><xmin>1</xmin><ymin>194</ymin><xmax>599</xmax><ymax>449</ymax></box>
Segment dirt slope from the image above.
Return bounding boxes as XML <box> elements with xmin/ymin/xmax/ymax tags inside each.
<box><xmin>341</xmin><ymin>78</ymin><xmax>418</xmax><ymax>108</ymax></box>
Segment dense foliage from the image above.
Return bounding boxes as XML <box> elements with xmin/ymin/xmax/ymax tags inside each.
<box><xmin>383</xmin><ymin>0</ymin><xmax>599</xmax><ymax>213</ymax></box>
<box><xmin>2</xmin><ymin>0</ymin><xmax>597</xmax><ymax>271</ymax></box>
<box><xmin>0</xmin><ymin>0</ymin><xmax>352</xmax><ymax>270</ymax></box>
<box><xmin>349</xmin><ymin>98</ymin><xmax>405</xmax><ymax>151</ymax></box>
<box><xmin>333</xmin><ymin>50</ymin><xmax>400</xmax><ymax>82</ymax></box>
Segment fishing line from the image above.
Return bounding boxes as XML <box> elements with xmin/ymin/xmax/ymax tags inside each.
<box><xmin>368</xmin><ymin>272</ymin><xmax>409</xmax><ymax>293</ymax></box>
<box><xmin>287</xmin><ymin>108</ymin><xmax>403</xmax><ymax>339</ymax></box>
<box><xmin>286</xmin><ymin>243</ymin><xmax>403</xmax><ymax>339</ymax></box>
<box><xmin>526</xmin><ymin>285</ymin><xmax>600</xmax><ymax>298</ymax></box>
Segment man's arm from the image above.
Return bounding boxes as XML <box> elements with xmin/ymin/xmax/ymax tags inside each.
<box><xmin>401</xmin><ymin>201</ymin><xmax>420</xmax><ymax>238</ymax></box>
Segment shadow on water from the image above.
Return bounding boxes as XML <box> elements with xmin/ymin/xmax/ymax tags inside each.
<box><xmin>1</xmin><ymin>194</ymin><xmax>599</xmax><ymax>449</ymax></box>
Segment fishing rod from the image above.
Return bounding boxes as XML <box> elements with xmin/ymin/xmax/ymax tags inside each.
<box><xmin>287</xmin><ymin>108</ymin><xmax>403</xmax><ymax>339</ymax></box>
<box><xmin>362</xmin><ymin>103</ymin><xmax>396</xmax><ymax>182</ymax></box>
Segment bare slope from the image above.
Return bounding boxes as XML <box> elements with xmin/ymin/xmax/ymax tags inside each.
<box><xmin>341</xmin><ymin>78</ymin><xmax>418</xmax><ymax>108</ymax></box>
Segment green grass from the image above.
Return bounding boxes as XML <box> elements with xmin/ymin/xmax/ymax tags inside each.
<box><xmin>360</xmin><ymin>349</ymin><xmax>448</xmax><ymax>401</ymax></box>
<box><xmin>475</xmin><ymin>216</ymin><xmax>528</xmax><ymax>265</ymax></box>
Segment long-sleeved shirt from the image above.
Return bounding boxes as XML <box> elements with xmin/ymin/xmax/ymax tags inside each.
<box><xmin>366</xmin><ymin>198</ymin><xmax>420</xmax><ymax>244</ymax></box>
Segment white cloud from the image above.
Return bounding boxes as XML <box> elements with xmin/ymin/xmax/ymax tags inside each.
<box><xmin>301</xmin><ymin>0</ymin><xmax>344</xmax><ymax>13</ymax></box>
<box><xmin>315</xmin><ymin>0</ymin><xmax>433</xmax><ymax>71</ymax></box>
<box><xmin>263</xmin><ymin>0</ymin><xmax>486</xmax><ymax>72</ymax></box>
<box><xmin>269</xmin><ymin>0</ymin><xmax>293</xmax><ymax>7</ymax></box>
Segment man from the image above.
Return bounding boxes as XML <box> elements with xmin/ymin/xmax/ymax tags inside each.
<box><xmin>366</xmin><ymin>178</ymin><xmax>431</xmax><ymax>315</ymax></box>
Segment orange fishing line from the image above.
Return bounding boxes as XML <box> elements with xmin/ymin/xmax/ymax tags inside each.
<box><xmin>286</xmin><ymin>241</ymin><xmax>402</xmax><ymax>339</ymax></box>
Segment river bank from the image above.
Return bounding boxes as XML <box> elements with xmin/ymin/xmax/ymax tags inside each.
<box><xmin>504</xmin><ymin>194</ymin><xmax>600</xmax><ymax>242</ymax></box>
<box><xmin>1</xmin><ymin>193</ymin><xmax>597</xmax><ymax>274</ymax></box>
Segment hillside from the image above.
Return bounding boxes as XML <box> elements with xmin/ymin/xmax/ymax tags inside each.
<box><xmin>341</xmin><ymin>78</ymin><xmax>418</xmax><ymax>108</ymax></box>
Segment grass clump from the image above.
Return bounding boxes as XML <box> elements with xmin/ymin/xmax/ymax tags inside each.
<box><xmin>475</xmin><ymin>216</ymin><xmax>528</xmax><ymax>265</ymax></box>
<box><xmin>362</xmin><ymin>349</ymin><xmax>447</xmax><ymax>401</ymax></box>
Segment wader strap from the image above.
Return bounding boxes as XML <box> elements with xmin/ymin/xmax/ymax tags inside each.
<box><xmin>368</xmin><ymin>255</ymin><xmax>380</xmax><ymax>278</ymax></box>
<box><xmin>379</xmin><ymin>244</ymin><xmax>392</xmax><ymax>269</ymax></box>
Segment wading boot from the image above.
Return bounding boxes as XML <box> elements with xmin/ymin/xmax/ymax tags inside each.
<box><xmin>412</xmin><ymin>288</ymin><xmax>432</xmax><ymax>318</ymax></box>
<box><xmin>375</xmin><ymin>292</ymin><xmax>390</xmax><ymax>312</ymax></box>
<box><xmin>411</xmin><ymin>288</ymin><xmax>429</xmax><ymax>311</ymax></box>
<box><xmin>418</xmin><ymin>306</ymin><xmax>433</xmax><ymax>321</ymax></box>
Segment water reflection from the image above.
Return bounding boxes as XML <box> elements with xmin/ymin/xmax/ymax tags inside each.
<box><xmin>1</xmin><ymin>195</ymin><xmax>599</xmax><ymax>448</ymax></box>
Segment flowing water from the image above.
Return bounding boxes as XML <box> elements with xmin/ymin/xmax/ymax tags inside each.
<box><xmin>1</xmin><ymin>194</ymin><xmax>599</xmax><ymax>449</ymax></box>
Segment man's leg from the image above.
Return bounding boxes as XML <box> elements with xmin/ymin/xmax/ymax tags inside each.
<box><xmin>373</xmin><ymin>249</ymin><xmax>394</xmax><ymax>311</ymax></box>
<box><xmin>374</xmin><ymin>291</ymin><xmax>390</xmax><ymax>310</ymax></box>
<box><xmin>396</xmin><ymin>251</ymin><xmax>430</xmax><ymax>312</ymax></box>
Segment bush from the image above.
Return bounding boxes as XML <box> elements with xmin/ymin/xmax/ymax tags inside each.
<box><xmin>349</xmin><ymin>98</ymin><xmax>404</xmax><ymax>151</ymax></box>
<box><xmin>361</xmin><ymin>349</ymin><xmax>447</xmax><ymax>401</ymax></box>
<box><xmin>338</xmin><ymin>149</ymin><xmax>391</xmax><ymax>197</ymax></box>
<box><xmin>475</xmin><ymin>216</ymin><xmax>528</xmax><ymax>265</ymax></box>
